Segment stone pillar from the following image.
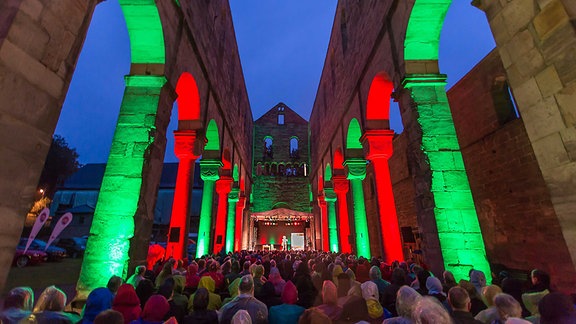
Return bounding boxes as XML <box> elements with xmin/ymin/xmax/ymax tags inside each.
<box><xmin>78</xmin><ymin>75</ymin><xmax>166</xmax><ymax>297</ymax></box>
<box><xmin>317</xmin><ymin>193</ymin><xmax>329</xmax><ymax>251</ymax></box>
<box><xmin>344</xmin><ymin>158</ymin><xmax>371</xmax><ymax>259</ymax></box>
<box><xmin>332</xmin><ymin>175</ymin><xmax>352</xmax><ymax>253</ymax></box>
<box><xmin>324</xmin><ymin>188</ymin><xmax>339</xmax><ymax>253</ymax></box>
<box><xmin>214</xmin><ymin>177</ymin><xmax>232</xmax><ymax>254</ymax></box>
<box><xmin>196</xmin><ymin>160</ymin><xmax>221</xmax><ymax>257</ymax></box>
<box><xmin>362</xmin><ymin>129</ymin><xmax>404</xmax><ymax>263</ymax></box>
<box><xmin>401</xmin><ymin>74</ymin><xmax>491</xmax><ymax>281</ymax></box>
<box><xmin>166</xmin><ymin>130</ymin><xmax>199</xmax><ymax>260</ymax></box>
<box><xmin>235</xmin><ymin>194</ymin><xmax>246</xmax><ymax>251</ymax></box>
<box><xmin>225</xmin><ymin>188</ymin><xmax>239</xmax><ymax>253</ymax></box>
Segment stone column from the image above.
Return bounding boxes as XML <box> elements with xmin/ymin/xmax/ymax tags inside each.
<box><xmin>317</xmin><ymin>193</ymin><xmax>329</xmax><ymax>251</ymax></box>
<box><xmin>166</xmin><ymin>130</ymin><xmax>198</xmax><ymax>260</ymax></box>
<box><xmin>196</xmin><ymin>160</ymin><xmax>221</xmax><ymax>257</ymax></box>
<box><xmin>225</xmin><ymin>188</ymin><xmax>239</xmax><ymax>253</ymax></box>
<box><xmin>344</xmin><ymin>158</ymin><xmax>371</xmax><ymax>259</ymax></box>
<box><xmin>78</xmin><ymin>75</ymin><xmax>166</xmax><ymax>296</ymax></box>
<box><xmin>332</xmin><ymin>175</ymin><xmax>352</xmax><ymax>253</ymax></box>
<box><xmin>235</xmin><ymin>194</ymin><xmax>247</xmax><ymax>251</ymax></box>
<box><xmin>214</xmin><ymin>177</ymin><xmax>233</xmax><ymax>254</ymax></box>
<box><xmin>361</xmin><ymin>129</ymin><xmax>404</xmax><ymax>263</ymax></box>
<box><xmin>401</xmin><ymin>74</ymin><xmax>491</xmax><ymax>281</ymax></box>
<box><xmin>324</xmin><ymin>188</ymin><xmax>339</xmax><ymax>253</ymax></box>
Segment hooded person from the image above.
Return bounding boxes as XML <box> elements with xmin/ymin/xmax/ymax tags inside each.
<box><xmin>269</xmin><ymin>281</ymin><xmax>306</xmax><ymax>324</ymax></box>
<box><xmin>332</xmin><ymin>264</ymin><xmax>343</xmax><ymax>287</ymax></box>
<box><xmin>1</xmin><ymin>286</ymin><xmax>34</xmax><ymax>324</ymax></box>
<box><xmin>112</xmin><ymin>284</ymin><xmax>142</xmax><ymax>324</ymax></box>
<box><xmin>383</xmin><ymin>285</ymin><xmax>423</xmax><ymax>324</ymax></box>
<box><xmin>82</xmin><ymin>287</ymin><xmax>114</xmax><ymax>324</ymax></box>
<box><xmin>133</xmin><ymin>294</ymin><xmax>170</xmax><ymax>324</ymax></box>
<box><xmin>475</xmin><ymin>285</ymin><xmax>503</xmax><ymax>323</ymax></box>
<box><xmin>188</xmin><ymin>275</ymin><xmax>222</xmax><ymax>312</ymax></box>
<box><xmin>426</xmin><ymin>277</ymin><xmax>447</xmax><ymax>303</ymax></box>
<box><xmin>361</xmin><ymin>281</ymin><xmax>384</xmax><ymax>320</ymax></box>
<box><xmin>185</xmin><ymin>262</ymin><xmax>201</xmax><ymax>291</ymax></box>
<box><xmin>127</xmin><ymin>266</ymin><xmax>146</xmax><ymax>289</ymax></box>
<box><xmin>231</xmin><ymin>309</ymin><xmax>252</xmax><ymax>324</ymax></box>
<box><xmin>268</xmin><ymin>267</ymin><xmax>286</xmax><ymax>296</ymax></box>
<box><xmin>223</xmin><ymin>277</ymin><xmax>242</xmax><ymax>305</ymax></box>
<box><xmin>303</xmin><ymin>280</ymin><xmax>343</xmax><ymax>322</ymax></box>
<box><xmin>32</xmin><ymin>285</ymin><xmax>80</xmax><ymax>324</ymax></box>
<box><xmin>182</xmin><ymin>288</ymin><xmax>219</xmax><ymax>324</ymax></box>
<box><xmin>469</xmin><ymin>270</ymin><xmax>487</xmax><ymax>297</ymax></box>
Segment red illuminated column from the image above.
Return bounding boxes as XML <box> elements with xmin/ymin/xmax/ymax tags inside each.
<box><xmin>166</xmin><ymin>130</ymin><xmax>199</xmax><ymax>260</ymax></box>
<box><xmin>317</xmin><ymin>193</ymin><xmax>329</xmax><ymax>252</ymax></box>
<box><xmin>235</xmin><ymin>194</ymin><xmax>246</xmax><ymax>251</ymax></box>
<box><xmin>362</xmin><ymin>129</ymin><xmax>403</xmax><ymax>262</ymax></box>
<box><xmin>214</xmin><ymin>177</ymin><xmax>233</xmax><ymax>254</ymax></box>
<box><xmin>332</xmin><ymin>175</ymin><xmax>351</xmax><ymax>253</ymax></box>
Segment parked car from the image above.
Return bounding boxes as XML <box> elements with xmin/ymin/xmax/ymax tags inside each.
<box><xmin>56</xmin><ymin>237</ymin><xmax>86</xmax><ymax>258</ymax></box>
<box><xmin>18</xmin><ymin>238</ymin><xmax>67</xmax><ymax>261</ymax></box>
<box><xmin>13</xmin><ymin>248</ymin><xmax>48</xmax><ymax>268</ymax></box>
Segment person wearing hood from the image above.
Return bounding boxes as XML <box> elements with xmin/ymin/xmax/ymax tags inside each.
<box><xmin>268</xmin><ymin>267</ymin><xmax>286</xmax><ymax>296</ymax></box>
<box><xmin>269</xmin><ymin>281</ymin><xmax>305</xmax><ymax>324</ymax></box>
<box><xmin>131</xmin><ymin>294</ymin><xmax>170</xmax><ymax>324</ymax></box>
<box><xmin>113</xmin><ymin>284</ymin><xmax>142</xmax><ymax>324</ymax></box>
<box><xmin>474</xmin><ymin>285</ymin><xmax>503</xmax><ymax>323</ymax></box>
<box><xmin>469</xmin><ymin>270</ymin><xmax>487</xmax><ymax>297</ymax></box>
<box><xmin>82</xmin><ymin>287</ymin><xmax>114</xmax><ymax>324</ymax></box>
<box><xmin>426</xmin><ymin>277</ymin><xmax>447</xmax><ymax>304</ymax></box>
<box><xmin>182</xmin><ymin>288</ymin><xmax>219</xmax><ymax>324</ymax></box>
<box><xmin>304</xmin><ymin>280</ymin><xmax>343</xmax><ymax>321</ymax></box>
<box><xmin>188</xmin><ymin>275</ymin><xmax>222</xmax><ymax>312</ymax></box>
<box><xmin>185</xmin><ymin>262</ymin><xmax>201</xmax><ymax>292</ymax></box>
<box><xmin>1</xmin><ymin>286</ymin><xmax>34</xmax><ymax>324</ymax></box>
<box><xmin>32</xmin><ymin>285</ymin><xmax>81</xmax><ymax>324</ymax></box>
<box><xmin>127</xmin><ymin>266</ymin><xmax>146</xmax><ymax>289</ymax></box>
<box><xmin>219</xmin><ymin>275</ymin><xmax>268</xmax><ymax>324</ymax></box>
<box><xmin>223</xmin><ymin>277</ymin><xmax>242</xmax><ymax>305</ymax></box>
<box><xmin>383</xmin><ymin>285</ymin><xmax>423</xmax><ymax>324</ymax></box>
<box><xmin>361</xmin><ymin>281</ymin><xmax>384</xmax><ymax>321</ymax></box>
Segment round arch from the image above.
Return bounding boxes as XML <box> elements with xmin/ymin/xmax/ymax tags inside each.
<box><xmin>404</xmin><ymin>0</ymin><xmax>452</xmax><ymax>62</ymax></box>
<box><xmin>324</xmin><ymin>164</ymin><xmax>332</xmax><ymax>182</ymax></box>
<box><xmin>367</xmin><ymin>73</ymin><xmax>394</xmax><ymax>122</ymax></box>
<box><xmin>346</xmin><ymin>118</ymin><xmax>363</xmax><ymax>150</ymax></box>
<box><xmin>334</xmin><ymin>148</ymin><xmax>344</xmax><ymax>170</ymax></box>
<box><xmin>205</xmin><ymin>119</ymin><xmax>220</xmax><ymax>151</ymax></box>
<box><xmin>119</xmin><ymin>1</ymin><xmax>165</xmax><ymax>64</ymax></box>
<box><xmin>175</xmin><ymin>72</ymin><xmax>200</xmax><ymax>122</ymax></box>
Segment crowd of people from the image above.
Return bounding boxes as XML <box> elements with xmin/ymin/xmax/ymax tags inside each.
<box><xmin>1</xmin><ymin>250</ymin><xmax>575</xmax><ymax>323</ymax></box>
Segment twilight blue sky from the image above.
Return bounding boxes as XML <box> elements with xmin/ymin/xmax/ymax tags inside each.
<box><xmin>55</xmin><ymin>1</ymin><xmax>495</xmax><ymax>164</ymax></box>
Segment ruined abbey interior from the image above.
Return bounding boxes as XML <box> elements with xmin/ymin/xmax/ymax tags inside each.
<box><xmin>1</xmin><ymin>0</ymin><xmax>575</xmax><ymax>295</ymax></box>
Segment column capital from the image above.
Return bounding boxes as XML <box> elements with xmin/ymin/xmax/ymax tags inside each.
<box><xmin>228</xmin><ymin>188</ymin><xmax>240</xmax><ymax>202</ymax></box>
<box><xmin>332</xmin><ymin>175</ymin><xmax>349</xmax><ymax>194</ymax></box>
<box><xmin>324</xmin><ymin>188</ymin><xmax>337</xmax><ymax>202</ymax></box>
<box><xmin>344</xmin><ymin>158</ymin><xmax>367</xmax><ymax>181</ymax></box>
<box><xmin>216</xmin><ymin>177</ymin><xmax>233</xmax><ymax>194</ymax></box>
<box><xmin>317</xmin><ymin>194</ymin><xmax>327</xmax><ymax>206</ymax></box>
<box><xmin>200</xmin><ymin>160</ymin><xmax>222</xmax><ymax>181</ymax></box>
<box><xmin>174</xmin><ymin>130</ymin><xmax>200</xmax><ymax>160</ymax></box>
<box><xmin>401</xmin><ymin>73</ymin><xmax>447</xmax><ymax>89</ymax></box>
<box><xmin>361</xmin><ymin>129</ymin><xmax>394</xmax><ymax>160</ymax></box>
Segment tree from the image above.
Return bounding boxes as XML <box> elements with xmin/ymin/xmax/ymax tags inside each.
<box><xmin>37</xmin><ymin>135</ymin><xmax>82</xmax><ymax>198</ymax></box>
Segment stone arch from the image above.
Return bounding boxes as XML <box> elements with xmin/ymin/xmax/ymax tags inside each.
<box><xmin>325</xmin><ymin>164</ymin><xmax>332</xmax><ymax>182</ymax></box>
<box><xmin>290</xmin><ymin>136</ymin><xmax>299</xmax><ymax>158</ymax></box>
<box><xmin>119</xmin><ymin>1</ymin><xmax>166</xmax><ymax>64</ymax></box>
<box><xmin>175</xmin><ymin>72</ymin><xmax>201</xmax><ymax>123</ymax></box>
<box><xmin>346</xmin><ymin>118</ymin><xmax>363</xmax><ymax>150</ymax></box>
<box><xmin>233</xmin><ymin>164</ymin><xmax>239</xmax><ymax>182</ymax></box>
<box><xmin>205</xmin><ymin>119</ymin><xmax>220</xmax><ymax>151</ymax></box>
<box><xmin>334</xmin><ymin>148</ymin><xmax>344</xmax><ymax>170</ymax></box>
<box><xmin>404</xmin><ymin>0</ymin><xmax>451</xmax><ymax>63</ymax></box>
<box><xmin>366</xmin><ymin>73</ymin><xmax>394</xmax><ymax>124</ymax></box>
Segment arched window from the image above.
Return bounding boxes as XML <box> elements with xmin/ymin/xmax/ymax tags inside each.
<box><xmin>256</xmin><ymin>162</ymin><xmax>262</xmax><ymax>176</ymax></box>
<box><xmin>289</xmin><ymin>137</ymin><xmax>299</xmax><ymax>158</ymax></box>
<box><xmin>278</xmin><ymin>164</ymin><xmax>285</xmax><ymax>176</ymax></box>
<box><xmin>264</xmin><ymin>136</ymin><xmax>273</xmax><ymax>159</ymax></box>
<box><xmin>278</xmin><ymin>106</ymin><xmax>285</xmax><ymax>125</ymax></box>
<box><xmin>271</xmin><ymin>163</ymin><xmax>278</xmax><ymax>176</ymax></box>
<box><xmin>264</xmin><ymin>163</ymin><xmax>270</xmax><ymax>176</ymax></box>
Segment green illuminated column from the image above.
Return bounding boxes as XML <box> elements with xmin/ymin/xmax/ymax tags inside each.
<box><xmin>344</xmin><ymin>158</ymin><xmax>371</xmax><ymax>259</ymax></box>
<box><xmin>196</xmin><ymin>160</ymin><xmax>221</xmax><ymax>257</ymax></box>
<box><xmin>324</xmin><ymin>188</ymin><xmax>339</xmax><ymax>253</ymax></box>
<box><xmin>226</xmin><ymin>188</ymin><xmax>239</xmax><ymax>253</ymax></box>
<box><xmin>77</xmin><ymin>75</ymin><xmax>166</xmax><ymax>297</ymax></box>
<box><xmin>402</xmin><ymin>74</ymin><xmax>491</xmax><ymax>282</ymax></box>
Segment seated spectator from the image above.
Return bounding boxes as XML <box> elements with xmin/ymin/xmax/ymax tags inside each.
<box><xmin>132</xmin><ymin>294</ymin><xmax>171</xmax><ymax>324</ymax></box>
<box><xmin>33</xmin><ymin>285</ymin><xmax>80</xmax><ymax>323</ymax></box>
<box><xmin>219</xmin><ymin>275</ymin><xmax>268</xmax><ymax>324</ymax></box>
<box><xmin>538</xmin><ymin>292</ymin><xmax>576</xmax><ymax>324</ymax></box>
<box><xmin>135</xmin><ymin>279</ymin><xmax>155</xmax><ymax>308</ymax></box>
<box><xmin>369</xmin><ymin>265</ymin><xmax>390</xmax><ymax>304</ymax></box>
<box><xmin>528</xmin><ymin>269</ymin><xmax>550</xmax><ymax>293</ymax></box>
<box><xmin>492</xmin><ymin>293</ymin><xmax>525</xmax><ymax>324</ymax></box>
<box><xmin>521</xmin><ymin>285</ymin><xmax>548</xmax><ymax>323</ymax></box>
<box><xmin>269</xmin><ymin>281</ymin><xmax>305</xmax><ymax>324</ymax></box>
<box><xmin>268</xmin><ymin>267</ymin><xmax>286</xmax><ymax>296</ymax></box>
<box><xmin>302</xmin><ymin>280</ymin><xmax>343</xmax><ymax>322</ymax></box>
<box><xmin>112</xmin><ymin>284</ymin><xmax>142</xmax><ymax>324</ymax></box>
<box><xmin>231</xmin><ymin>309</ymin><xmax>252</xmax><ymax>324</ymax></box>
<box><xmin>443</xmin><ymin>270</ymin><xmax>458</xmax><ymax>294</ymax></box>
<box><xmin>188</xmin><ymin>276</ymin><xmax>222</xmax><ymax>312</ymax></box>
<box><xmin>257</xmin><ymin>281</ymin><xmax>281</xmax><ymax>309</ymax></box>
<box><xmin>182</xmin><ymin>288</ymin><xmax>219</xmax><ymax>324</ymax></box>
<box><xmin>383</xmin><ymin>285</ymin><xmax>422</xmax><ymax>323</ymax></box>
<box><xmin>426</xmin><ymin>277</ymin><xmax>447</xmax><ymax>304</ymax></box>
<box><xmin>1</xmin><ymin>286</ymin><xmax>34</xmax><ymax>324</ymax></box>
<box><xmin>155</xmin><ymin>262</ymin><xmax>174</xmax><ymax>288</ymax></box>
<box><xmin>185</xmin><ymin>262</ymin><xmax>201</xmax><ymax>292</ymax></box>
<box><xmin>459</xmin><ymin>280</ymin><xmax>486</xmax><ymax>316</ymax></box>
<box><xmin>108</xmin><ymin>276</ymin><xmax>123</xmax><ymax>295</ymax></box>
<box><xmin>411</xmin><ymin>296</ymin><xmax>452</xmax><ymax>324</ymax></box>
<box><xmin>469</xmin><ymin>270</ymin><xmax>487</xmax><ymax>297</ymax></box>
<box><xmin>474</xmin><ymin>285</ymin><xmax>503</xmax><ymax>323</ymax></box>
<box><xmin>360</xmin><ymin>281</ymin><xmax>384</xmax><ymax>321</ymax></box>
<box><xmin>82</xmin><ymin>287</ymin><xmax>114</xmax><ymax>324</ymax></box>
<box><xmin>448</xmin><ymin>286</ymin><xmax>483</xmax><ymax>324</ymax></box>
<box><xmin>94</xmin><ymin>309</ymin><xmax>124</xmax><ymax>324</ymax></box>
<box><xmin>382</xmin><ymin>268</ymin><xmax>408</xmax><ymax>316</ymax></box>
<box><xmin>126</xmin><ymin>266</ymin><xmax>146</xmax><ymax>289</ymax></box>
<box><xmin>203</xmin><ymin>261</ymin><xmax>225</xmax><ymax>291</ymax></box>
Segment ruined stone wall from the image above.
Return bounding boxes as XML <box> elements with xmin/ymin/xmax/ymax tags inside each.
<box><xmin>447</xmin><ymin>50</ymin><xmax>576</xmax><ymax>288</ymax></box>
<box><xmin>252</xmin><ymin>104</ymin><xmax>311</xmax><ymax>213</ymax></box>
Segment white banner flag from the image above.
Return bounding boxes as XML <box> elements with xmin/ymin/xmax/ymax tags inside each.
<box><xmin>45</xmin><ymin>212</ymin><xmax>73</xmax><ymax>250</ymax></box>
<box><xmin>24</xmin><ymin>208</ymin><xmax>50</xmax><ymax>253</ymax></box>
